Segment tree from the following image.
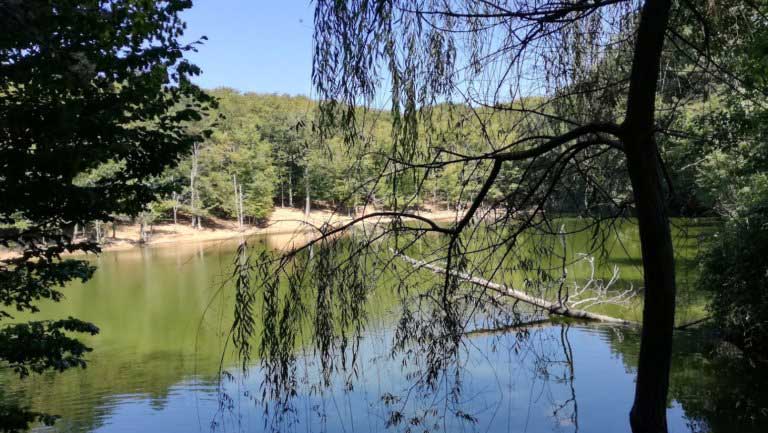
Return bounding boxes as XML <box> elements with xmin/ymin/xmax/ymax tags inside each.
<box><xmin>682</xmin><ymin>3</ymin><xmax>768</xmax><ymax>359</ymax></box>
<box><xmin>0</xmin><ymin>0</ymin><xmax>212</xmax><ymax>429</ymax></box>
<box><xmin>303</xmin><ymin>1</ymin><xmax>678</xmax><ymax>430</ymax></box>
<box><xmin>226</xmin><ymin>2</ymin><xmax>767</xmax><ymax>433</ymax></box>
<box><xmin>168</xmin><ymin>89</ymin><xmax>277</xmax><ymax>223</ymax></box>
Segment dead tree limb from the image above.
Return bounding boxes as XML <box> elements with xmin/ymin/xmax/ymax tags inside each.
<box><xmin>394</xmin><ymin>251</ymin><xmax>638</xmax><ymax>326</ymax></box>
<box><xmin>675</xmin><ymin>316</ymin><xmax>711</xmax><ymax>330</ymax></box>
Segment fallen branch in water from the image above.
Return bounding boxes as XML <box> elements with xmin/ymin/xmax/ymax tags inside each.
<box><xmin>465</xmin><ymin>318</ymin><xmax>556</xmax><ymax>337</ymax></box>
<box><xmin>394</xmin><ymin>250</ymin><xmax>638</xmax><ymax>326</ymax></box>
<box><xmin>675</xmin><ymin>316</ymin><xmax>711</xmax><ymax>330</ymax></box>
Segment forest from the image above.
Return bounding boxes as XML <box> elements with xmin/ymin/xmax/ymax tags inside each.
<box><xmin>149</xmin><ymin>81</ymin><xmax>768</xmax><ymax>368</ymax></box>
<box><xmin>1</xmin><ymin>1</ymin><xmax>767</xmax><ymax>433</ymax></box>
<box><xmin>137</xmin><ymin>89</ymin><xmax>545</xmax><ymax>225</ymax></box>
<box><xmin>138</xmin><ymin>84</ymin><xmax>763</xmax><ymax>225</ymax></box>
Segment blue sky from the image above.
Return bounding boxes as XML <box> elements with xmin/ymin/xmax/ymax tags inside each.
<box><xmin>182</xmin><ymin>1</ymin><xmax>315</xmax><ymax>96</ymax></box>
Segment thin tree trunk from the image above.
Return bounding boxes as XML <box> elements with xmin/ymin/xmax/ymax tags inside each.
<box><xmin>239</xmin><ymin>184</ymin><xmax>244</xmax><ymax>228</ymax></box>
<box><xmin>172</xmin><ymin>191</ymin><xmax>178</xmax><ymax>225</ymax></box>
<box><xmin>288</xmin><ymin>170</ymin><xmax>294</xmax><ymax>208</ymax></box>
<box><xmin>233</xmin><ymin>174</ymin><xmax>241</xmax><ymax>228</ymax></box>
<box><xmin>190</xmin><ymin>143</ymin><xmax>200</xmax><ymax>229</ymax></box>
<box><xmin>304</xmin><ymin>165</ymin><xmax>310</xmax><ymax>217</ymax></box>
<box><xmin>622</xmin><ymin>1</ymin><xmax>675</xmax><ymax>432</ymax></box>
<box><xmin>190</xmin><ymin>154</ymin><xmax>195</xmax><ymax>228</ymax></box>
<box><xmin>139</xmin><ymin>219</ymin><xmax>146</xmax><ymax>244</ymax></box>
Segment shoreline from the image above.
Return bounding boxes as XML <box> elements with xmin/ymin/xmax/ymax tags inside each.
<box><xmin>0</xmin><ymin>207</ymin><xmax>462</xmax><ymax>259</ymax></box>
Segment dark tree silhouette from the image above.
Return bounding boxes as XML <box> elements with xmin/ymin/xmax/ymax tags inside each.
<box><xmin>0</xmin><ymin>1</ymin><xmax>213</xmax><ymax>430</ymax></box>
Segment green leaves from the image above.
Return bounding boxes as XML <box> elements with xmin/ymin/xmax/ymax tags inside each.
<box><xmin>0</xmin><ymin>259</ymin><xmax>95</xmax><ymax>316</ymax></box>
<box><xmin>0</xmin><ymin>1</ymin><xmax>209</xmax><ymax>429</ymax></box>
<box><xmin>0</xmin><ymin>400</ymin><xmax>58</xmax><ymax>433</ymax></box>
<box><xmin>0</xmin><ymin>0</ymin><xmax>214</xmax><ymax>230</ymax></box>
<box><xmin>699</xmin><ymin>206</ymin><xmax>768</xmax><ymax>359</ymax></box>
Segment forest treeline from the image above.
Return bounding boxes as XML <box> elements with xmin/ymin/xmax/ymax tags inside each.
<box><xmin>122</xmin><ymin>86</ymin><xmax>762</xmax><ymax>230</ymax></box>
<box><xmin>51</xmin><ymin>40</ymin><xmax>768</xmax><ymax>365</ymax></box>
<box><xmin>141</xmin><ymin>88</ymin><xmax>524</xmax><ymax>225</ymax></box>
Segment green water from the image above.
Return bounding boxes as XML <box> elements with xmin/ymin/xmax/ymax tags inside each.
<box><xmin>1</xmin><ymin>219</ymin><xmax>764</xmax><ymax>433</ymax></box>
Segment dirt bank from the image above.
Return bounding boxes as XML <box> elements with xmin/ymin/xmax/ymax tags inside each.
<box><xmin>0</xmin><ymin>206</ymin><xmax>463</xmax><ymax>259</ymax></box>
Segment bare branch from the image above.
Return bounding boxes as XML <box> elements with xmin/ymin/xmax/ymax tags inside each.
<box><xmin>394</xmin><ymin>249</ymin><xmax>637</xmax><ymax>326</ymax></box>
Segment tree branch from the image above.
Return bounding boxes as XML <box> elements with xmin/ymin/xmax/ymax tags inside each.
<box><xmin>394</xmin><ymin>250</ymin><xmax>637</xmax><ymax>326</ymax></box>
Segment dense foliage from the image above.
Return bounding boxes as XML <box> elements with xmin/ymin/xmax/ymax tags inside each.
<box><xmin>658</xmin><ymin>1</ymin><xmax>768</xmax><ymax>358</ymax></box>
<box><xmin>159</xmin><ymin>89</ymin><xmax>543</xmax><ymax>223</ymax></box>
<box><xmin>699</xmin><ymin>208</ymin><xmax>768</xmax><ymax>358</ymax></box>
<box><xmin>0</xmin><ymin>1</ymin><xmax>211</xmax><ymax>430</ymax></box>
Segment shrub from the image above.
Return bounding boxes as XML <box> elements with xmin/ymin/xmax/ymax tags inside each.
<box><xmin>699</xmin><ymin>206</ymin><xmax>768</xmax><ymax>359</ymax></box>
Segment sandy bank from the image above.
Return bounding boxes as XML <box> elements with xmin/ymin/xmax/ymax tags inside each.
<box><xmin>0</xmin><ymin>207</ymin><xmax>462</xmax><ymax>259</ymax></box>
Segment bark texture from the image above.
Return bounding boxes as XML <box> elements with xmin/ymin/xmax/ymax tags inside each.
<box><xmin>622</xmin><ymin>1</ymin><xmax>675</xmax><ymax>432</ymax></box>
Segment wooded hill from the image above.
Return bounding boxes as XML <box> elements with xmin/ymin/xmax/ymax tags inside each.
<box><xmin>138</xmin><ymin>86</ymin><xmax>753</xmax><ymax>228</ymax></box>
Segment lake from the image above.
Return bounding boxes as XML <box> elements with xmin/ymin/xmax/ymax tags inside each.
<box><xmin>1</xmin><ymin>221</ymin><xmax>765</xmax><ymax>433</ymax></box>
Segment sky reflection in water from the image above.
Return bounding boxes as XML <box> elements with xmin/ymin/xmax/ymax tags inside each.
<box><xmin>0</xmin><ymin>237</ymin><xmax>754</xmax><ymax>433</ymax></box>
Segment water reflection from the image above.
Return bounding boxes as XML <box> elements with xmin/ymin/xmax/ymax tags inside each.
<box><xmin>215</xmin><ymin>323</ymin><xmax>599</xmax><ymax>433</ymax></box>
<box><xmin>209</xmin><ymin>323</ymin><xmax>764</xmax><ymax>433</ymax></box>
<box><xmin>0</xmin><ymin>233</ymin><xmax>764</xmax><ymax>433</ymax></box>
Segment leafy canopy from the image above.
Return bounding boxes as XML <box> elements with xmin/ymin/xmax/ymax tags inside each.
<box><xmin>0</xmin><ymin>1</ymin><xmax>212</xmax><ymax>430</ymax></box>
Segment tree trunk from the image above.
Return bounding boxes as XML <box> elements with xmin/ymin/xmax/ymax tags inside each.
<box><xmin>396</xmin><ymin>251</ymin><xmax>636</xmax><ymax>325</ymax></box>
<box><xmin>288</xmin><ymin>170</ymin><xmax>294</xmax><ymax>207</ymax></box>
<box><xmin>233</xmin><ymin>175</ymin><xmax>241</xmax><ymax>228</ymax></box>
<box><xmin>172</xmin><ymin>191</ymin><xmax>178</xmax><ymax>225</ymax></box>
<box><xmin>239</xmin><ymin>184</ymin><xmax>244</xmax><ymax>228</ymax></box>
<box><xmin>627</xmin><ymin>135</ymin><xmax>676</xmax><ymax>433</ymax></box>
<box><xmin>139</xmin><ymin>219</ymin><xmax>146</xmax><ymax>244</ymax></box>
<box><xmin>304</xmin><ymin>165</ymin><xmax>310</xmax><ymax>217</ymax></box>
<box><xmin>622</xmin><ymin>1</ymin><xmax>675</xmax><ymax>432</ymax></box>
<box><xmin>190</xmin><ymin>143</ymin><xmax>200</xmax><ymax>229</ymax></box>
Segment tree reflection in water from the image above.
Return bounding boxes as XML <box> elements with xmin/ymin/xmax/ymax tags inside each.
<box><xmin>3</xmin><ymin>236</ymin><xmax>764</xmax><ymax>433</ymax></box>
<box><xmin>216</xmin><ymin>283</ymin><xmax>598</xmax><ymax>433</ymax></box>
<box><xmin>212</xmin><ymin>238</ymin><xmax>766</xmax><ymax>433</ymax></box>
<box><xmin>608</xmin><ymin>327</ymin><xmax>768</xmax><ymax>433</ymax></box>
<box><xmin>214</xmin><ymin>320</ymin><xmax>767</xmax><ymax>433</ymax></box>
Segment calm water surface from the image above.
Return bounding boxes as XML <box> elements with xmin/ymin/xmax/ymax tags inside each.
<box><xmin>1</xmin><ymin>225</ymin><xmax>764</xmax><ymax>433</ymax></box>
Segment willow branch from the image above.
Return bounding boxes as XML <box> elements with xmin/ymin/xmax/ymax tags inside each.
<box><xmin>281</xmin><ymin>211</ymin><xmax>452</xmax><ymax>259</ymax></box>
